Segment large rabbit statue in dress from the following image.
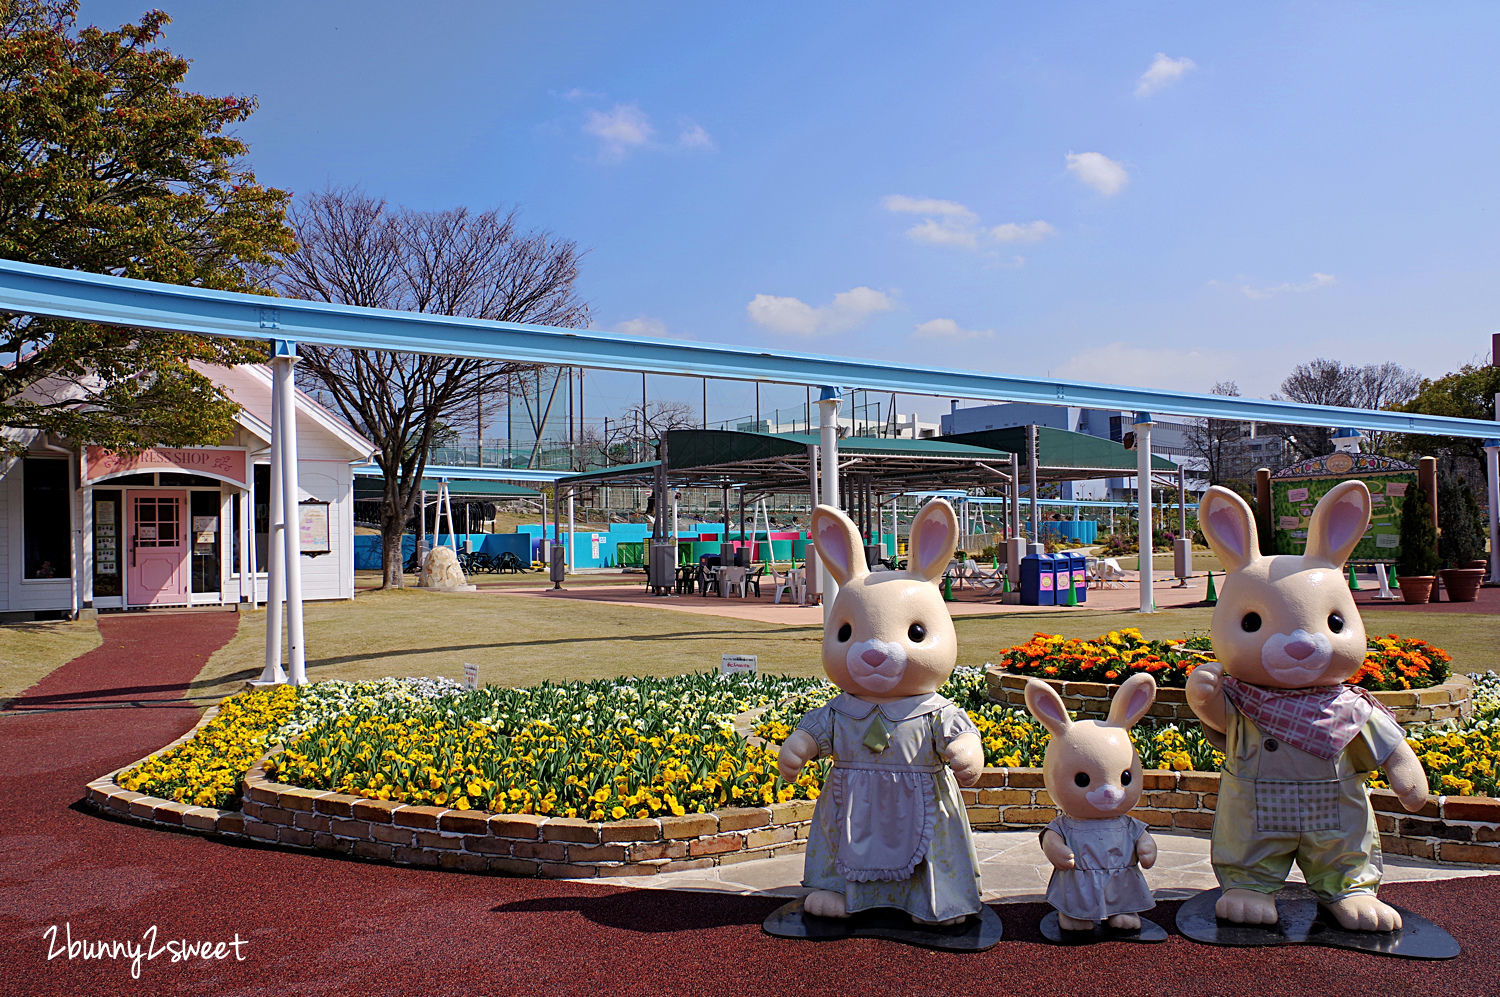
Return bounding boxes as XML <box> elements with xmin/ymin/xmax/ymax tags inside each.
<box><xmin>1188</xmin><ymin>481</ymin><xmax>1429</xmax><ymax>932</ymax></box>
<box><xmin>777</xmin><ymin>499</ymin><xmax>985</xmax><ymax>925</ymax></box>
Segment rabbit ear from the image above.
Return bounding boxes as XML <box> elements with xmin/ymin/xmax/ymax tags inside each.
<box><xmin>810</xmin><ymin>504</ymin><xmax>866</xmax><ymax>586</ymax></box>
<box><xmin>1024</xmin><ymin>678</ymin><xmax>1072</xmax><ymax>736</ymax></box>
<box><xmin>1106</xmin><ymin>673</ymin><xmax>1157</xmax><ymax>730</ymax></box>
<box><xmin>1304</xmin><ymin>480</ymin><xmax>1372</xmax><ymax>569</ymax></box>
<box><xmin>1198</xmin><ymin>485</ymin><xmax>1260</xmax><ymax>573</ymax></box>
<box><xmin>907</xmin><ymin>499</ymin><xmax>959</xmax><ymax>582</ymax></box>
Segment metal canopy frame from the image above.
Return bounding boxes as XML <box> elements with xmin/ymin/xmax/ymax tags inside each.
<box><xmin>3</xmin><ymin>259</ymin><xmax>1499</xmax><ymax>439</ymax></box>
<box><xmin>560</xmin><ymin>428</ymin><xmax>1173</xmax><ymax>497</ymax></box>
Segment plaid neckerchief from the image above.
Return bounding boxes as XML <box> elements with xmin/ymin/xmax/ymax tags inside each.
<box><xmin>1222</xmin><ymin>677</ymin><xmax>1396</xmax><ymax>760</ymax></box>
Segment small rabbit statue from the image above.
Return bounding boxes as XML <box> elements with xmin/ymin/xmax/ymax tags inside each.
<box><xmin>1188</xmin><ymin>481</ymin><xmax>1429</xmax><ymax>932</ymax></box>
<box><xmin>777</xmin><ymin>499</ymin><xmax>985</xmax><ymax>926</ymax></box>
<box><xmin>1025</xmin><ymin>673</ymin><xmax>1160</xmax><ymax>932</ymax></box>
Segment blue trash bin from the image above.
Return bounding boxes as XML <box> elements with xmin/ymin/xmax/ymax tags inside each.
<box><xmin>1021</xmin><ymin>552</ymin><xmax>1057</xmax><ymax>606</ymax></box>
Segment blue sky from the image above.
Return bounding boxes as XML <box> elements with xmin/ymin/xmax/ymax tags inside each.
<box><xmin>83</xmin><ymin>1</ymin><xmax>1500</xmax><ymax>427</ymax></box>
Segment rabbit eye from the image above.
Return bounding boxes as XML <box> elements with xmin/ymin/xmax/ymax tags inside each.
<box><xmin>1121</xmin><ymin>770</ymin><xmax>1132</xmax><ymax>786</ymax></box>
<box><xmin>1328</xmin><ymin>612</ymin><xmax>1345</xmax><ymax>634</ymax></box>
<box><xmin>836</xmin><ymin>622</ymin><xmax>852</xmax><ymax>642</ymax></box>
<box><xmin>1241</xmin><ymin>612</ymin><xmax>1262</xmax><ymax>633</ymax></box>
<box><xmin>907</xmin><ymin>623</ymin><xmax>927</xmax><ymax>642</ymax></box>
<box><xmin>1073</xmin><ymin>772</ymin><xmax>1091</xmax><ymax>788</ymax></box>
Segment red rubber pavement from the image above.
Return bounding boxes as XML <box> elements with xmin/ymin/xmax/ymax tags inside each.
<box><xmin>3</xmin><ymin>613</ymin><xmax>1499</xmax><ymax>996</ymax></box>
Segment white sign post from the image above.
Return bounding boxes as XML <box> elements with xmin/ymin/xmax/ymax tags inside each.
<box><xmin>463</xmin><ymin>662</ymin><xmax>479</xmax><ymax>692</ymax></box>
<box><xmin>720</xmin><ymin>654</ymin><xmax>758</xmax><ymax>677</ymax></box>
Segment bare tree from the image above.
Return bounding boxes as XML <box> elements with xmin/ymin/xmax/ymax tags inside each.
<box><xmin>278</xmin><ymin>188</ymin><xmax>588</xmax><ymax>587</ymax></box>
<box><xmin>1183</xmin><ymin>380</ymin><xmax>1251</xmax><ymax>485</ymax></box>
<box><xmin>577</xmin><ymin>400</ymin><xmax>697</xmax><ymax>466</ymax></box>
<box><xmin>1269</xmin><ymin>359</ymin><xmax>1422</xmax><ymax>459</ymax></box>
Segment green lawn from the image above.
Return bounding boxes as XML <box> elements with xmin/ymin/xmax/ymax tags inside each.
<box><xmin>0</xmin><ymin>617</ymin><xmax>102</xmax><ymax>706</ymax></box>
<box><xmin>188</xmin><ymin>585</ymin><xmax>1499</xmax><ymax>703</ymax></box>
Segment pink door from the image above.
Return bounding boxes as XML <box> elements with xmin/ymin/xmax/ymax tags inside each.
<box><xmin>128</xmin><ymin>491</ymin><xmax>189</xmax><ymax>606</ymax></box>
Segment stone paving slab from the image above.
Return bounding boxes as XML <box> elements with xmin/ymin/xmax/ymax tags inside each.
<box><xmin>578</xmin><ymin>829</ymin><xmax>1500</xmax><ymax>902</ymax></box>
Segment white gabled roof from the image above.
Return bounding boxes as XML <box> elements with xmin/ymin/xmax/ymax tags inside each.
<box><xmin>193</xmin><ymin>362</ymin><xmax>375</xmax><ymax>459</ymax></box>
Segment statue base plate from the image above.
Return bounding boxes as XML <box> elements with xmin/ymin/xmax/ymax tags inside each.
<box><xmin>762</xmin><ymin>898</ymin><xmax>1003</xmax><ymax>952</ymax></box>
<box><xmin>1175</xmin><ymin>887</ymin><xmax>1459</xmax><ymax>960</ymax></box>
<box><xmin>1039</xmin><ymin>911</ymin><xmax>1167</xmax><ymax>945</ymax></box>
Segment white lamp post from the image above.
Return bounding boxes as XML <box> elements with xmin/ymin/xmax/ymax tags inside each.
<box><xmin>817</xmin><ymin>386</ymin><xmax>843</xmax><ymax>622</ymax></box>
<box><xmin>1135</xmin><ymin>412</ymin><xmax>1155</xmax><ymax>614</ymax></box>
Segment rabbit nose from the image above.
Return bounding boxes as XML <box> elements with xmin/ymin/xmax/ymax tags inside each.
<box><xmin>861</xmin><ymin>649</ymin><xmax>887</xmax><ymax>667</ymax></box>
<box><xmin>1284</xmin><ymin>635</ymin><xmax>1317</xmax><ymax>660</ymax></box>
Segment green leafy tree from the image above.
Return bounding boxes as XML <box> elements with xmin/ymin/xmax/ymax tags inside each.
<box><xmin>1393</xmin><ymin>363</ymin><xmax>1500</xmax><ymax>477</ymax></box>
<box><xmin>0</xmin><ymin>1</ymin><xmax>294</xmax><ymax>454</ymax></box>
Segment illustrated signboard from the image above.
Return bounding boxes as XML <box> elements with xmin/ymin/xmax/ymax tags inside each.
<box><xmin>298</xmin><ymin>501</ymin><xmax>331</xmax><ymax>555</ymax></box>
<box><xmin>1270</xmin><ymin>452</ymin><xmax>1415</xmax><ymax>561</ymax></box>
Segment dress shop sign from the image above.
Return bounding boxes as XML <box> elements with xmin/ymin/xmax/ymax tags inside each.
<box><xmin>83</xmin><ymin>446</ymin><xmax>249</xmax><ymax>488</ymax></box>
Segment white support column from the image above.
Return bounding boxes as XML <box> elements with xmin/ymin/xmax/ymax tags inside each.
<box><xmin>245</xmin><ymin>485</ymin><xmax>258</xmax><ymax>609</ymax></box>
<box><xmin>671</xmin><ymin>487</ymin><xmax>680</xmax><ymax>567</ymax></box>
<box><xmin>567</xmin><ymin>489</ymin><xmax>576</xmax><ymax>568</ymax></box>
<box><xmin>1136</xmin><ymin>412</ymin><xmax>1155</xmax><ymax>613</ymax></box>
<box><xmin>1486</xmin><ymin>439</ymin><xmax>1500</xmax><ymax>585</ymax></box>
<box><xmin>258</xmin><ymin>366</ymin><xmax>287</xmax><ymax>685</ymax></box>
<box><xmin>273</xmin><ymin>340</ymin><xmax>307</xmax><ymax>685</ymax></box>
<box><xmin>817</xmin><ymin>386</ymin><xmax>843</xmax><ymax>623</ymax></box>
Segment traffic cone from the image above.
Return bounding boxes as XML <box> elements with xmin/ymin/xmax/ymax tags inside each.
<box><xmin>1347</xmin><ymin>564</ymin><xmax>1360</xmax><ymax>592</ymax></box>
<box><xmin>943</xmin><ymin>575</ymin><xmax>954</xmax><ymax>602</ymax></box>
<box><xmin>1002</xmin><ymin>572</ymin><xmax>1011</xmax><ymax>594</ymax></box>
<box><xmin>1205</xmin><ymin>571</ymin><xmax>1217</xmax><ymax>605</ymax></box>
<box><xmin>1064</xmin><ymin>579</ymin><xmax>1078</xmax><ymax>607</ymax></box>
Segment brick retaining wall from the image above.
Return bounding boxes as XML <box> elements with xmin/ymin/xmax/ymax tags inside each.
<box><xmin>88</xmin><ymin>709</ymin><xmax>1500</xmax><ymax>876</ymax></box>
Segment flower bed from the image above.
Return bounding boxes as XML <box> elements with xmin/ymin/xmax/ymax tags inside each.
<box><xmin>87</xmin><ymin>668</ymin><xmax>1500</xmax><ymax>877</ymax></box>
<box><xmin>996</xmin><ymin>628</ymin><xmax>1451</xmax><ymax>692</ymax></box>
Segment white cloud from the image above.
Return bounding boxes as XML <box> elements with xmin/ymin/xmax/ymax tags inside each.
<box><xmin>883</xmin><ymin>195</ymin><xmax>1054</xmax><ymax>252</ymax></box>
<box><xmin>1052</xmin><ymin>342</ymin><xmax>1242</xmax><ymax>391</ymax></box>
<box><xmin>746</xmin><ymin>286</ymin><xmax>894</xmax><ymax>336</ymax></box>
<box><xmin>1240</xmin><ymin>272</ymin><xmax>1336</xmax><ymax>300</ymax></box>
<box><xmin>583</xmin><ymin>103</ymin><xmax>654</xmax><ymax>161</ymax></box>
<box><xmin>617</xmin><ymin>316</ymin><xmax>669</xmax><ymax>338</ymax></box>
<box><xmin>1066</xmin><ymin>152</ymin><xmax>1129</xmax><ymax>196</ymax></box>
<box><xmin>906</xmin><ymin>219</ymin><xmax>980</xmax><ymax>248</ymax></box>
<box><xmin>913</xmin><ymin>318</ymin><xmax>994</xmax><ymax>342</ymax></box>
<box><xmin>990</xmin><ymin>220</ymin><xmax>1055</xmax><ymax>244</ymax></box>
<box><xmin>676</xmin><ymin>120</ymin><xmax>716</xmax><ymax>151</ymax></box>
<box><xmin>881</xmin><ymin>195</ymin><xmax>978</xmax><ymax>223</ymax></box>
<box><xmin>558</xmin><ymin>87</ymin><xmax>605</xmax><ymax>101</ymax></box>
<box><xmin>1135</xmin><ymin>53</ymin><xmax>1196</xmax><ymax>97</ymax></box>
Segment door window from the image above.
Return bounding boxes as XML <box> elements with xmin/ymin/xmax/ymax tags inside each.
<box><xmin>134</xmin><ymin>495</ymin><xmax>181</xmax><ymax>547</ymax></box>
<box><xmin>190</xmin><ymin>491</ymin><xmax>221</xmax><ymax>593</ymax></box>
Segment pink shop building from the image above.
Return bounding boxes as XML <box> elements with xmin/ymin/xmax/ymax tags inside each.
<box><xmin>0</xmin><ymin>364</ymin><xmax>372</xmax><ymax>620</ymax></box>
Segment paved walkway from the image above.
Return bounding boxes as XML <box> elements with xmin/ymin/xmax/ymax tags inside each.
<box><xmin>3</xmin><ymin>613</ymin><xmax>1499</xmax><ymax>996</ymax></box>
<box><xmin>590</xmin><ymin>826</ymin><xmax>1498</xmax><ymax>903</ymax></box>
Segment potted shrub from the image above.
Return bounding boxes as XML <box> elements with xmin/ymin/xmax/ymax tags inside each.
<box><xmin>1437</xmin><ymin>475</ymin><xmax>1487</xmax><ymax>602</ymax></box>
<box><xmin>1395</xmin><ymin>482</ymin><xmax>1440</xmax><ymax>603</ymax></box>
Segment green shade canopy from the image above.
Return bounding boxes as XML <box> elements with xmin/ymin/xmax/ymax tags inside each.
<box><xmin>555</xmin><ymin>427</ymin><xmax>1181</xmax><ymax>500</ymax></box>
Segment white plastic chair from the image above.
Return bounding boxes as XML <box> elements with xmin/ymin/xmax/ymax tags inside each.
<box><xmin>1098</xmin><ymin>558</ymin><xmax>1127</xmax><ymax>588</ymax></box>
<box><xmin>721</xmin><ymin>565</ymin><xmax>749</xmax><ymax>597</ymax></box>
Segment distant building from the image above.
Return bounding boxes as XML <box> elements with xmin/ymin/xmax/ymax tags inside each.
<box><xmin>939</xmin><ymin>401</ymin><xmax>1205</xmax><ymax>502</ymax></box>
